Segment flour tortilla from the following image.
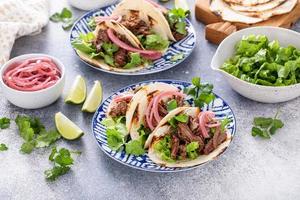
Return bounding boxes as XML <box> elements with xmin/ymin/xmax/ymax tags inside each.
<box><xmin>237</xmin><ymin>0</ymin><xmax>297</xmax><ymax>20</ymax></box>
<box><xmin>229</xmin><ymin>0</ymin><xmax>286</xmax><ymax>12</ymax></box>
<box><xmin>210</xmin><ymin>0</ymin><xmax>297</xmax><ymax>24</ymax></box>
<box><xmin>224</xmin><ymin>0</ymin><xmax>272</xmax><ymax>6</ymax></box>
<box><xmin>112</xmin><ymin>0</ymin><xmax>176</xmax><ymax>41</ymax></box>
<box><xmin>210</xmin><ymin>0</ymin><xmax>264</xmax><ymax>24</ymax></box>
<box><xmin>147</xmin><ymin>107</ymin><xmax>232</xmax><ymax>168</ymax></box>
<box><xmin>127</xmin><ymin>82</ymin><xmax>179</xmax><ymax>140</ymax></box>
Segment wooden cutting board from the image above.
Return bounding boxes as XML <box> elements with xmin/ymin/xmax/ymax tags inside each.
<box><xmin>195</xmin><ymin>0</ymin><xmax>300</xmax><ymax>44</ymax></box>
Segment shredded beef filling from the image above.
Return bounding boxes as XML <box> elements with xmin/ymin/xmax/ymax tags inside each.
<box><xmin>165</xmin><ymin>117</ymin><xmax>227</xmax><ymax>160</ymax></box>
<box><xmin>109</xmin><ymin>101</ymin><xmax>127</xmax><ymax>117</ymax></box>
<box><xmin>121</xmin><ymin>12</ymin><xmax>151</xmax><ymax>36</ymax></box>
<box><xmin>93</xmin><ymin>29</ymin><xmax>110</xmax><ymax>52</ymax></box>
<box><xmin>114</xmin><ymin>48</ymin><xmax>128</xmax><ymax>67</ymax></box>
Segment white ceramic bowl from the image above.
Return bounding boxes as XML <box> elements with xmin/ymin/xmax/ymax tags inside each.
<box><xmin>211</xmin><ymin>26</ymin><xmax>300</xmax><ymax>103</ymax></box>
<box><xmin>0</xmin><ymin>54</ymin><xmax>65</xmax><ymax>109</ymax></box>
<box><xmin>68</xmin><ymin>0</ymin><xmax>119</xmax><ymax>11</ymax></box>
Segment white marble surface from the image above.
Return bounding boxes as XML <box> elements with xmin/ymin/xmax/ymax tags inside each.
<box><xmin>0</xmin><ymin>0</ymin><xmax>300</xmax><ymax>199</ymax></box>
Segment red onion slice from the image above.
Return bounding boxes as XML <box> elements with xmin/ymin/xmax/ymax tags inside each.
<box><xmin>106</xmin><ymin>28</ymin><xmax>162</xmax><ymax>60</ymax></box>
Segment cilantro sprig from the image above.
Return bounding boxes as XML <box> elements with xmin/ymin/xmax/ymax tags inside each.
<box><xmin>50</xmin><ymin>8</ymin><xmax>74</xmax><ymax>30</ymax></box>
<box><xmin>251</xmin><ymin>110</ymin><xmax>284</xmax><ymax>139</ymax></box>
<box><xmin>0</xmin><ymin>117</ymin><xmax>10</xmax><ymax>129</ymax></box>
<box><xmin>15</xmin><ymin>115</ymin><xmax>61</xmax><ymax>154</ymax></box>
<box><xmin>166</xmin><ymin>8</ymin><xmax>188</xmax><ymax>35</ymax></box>
<box><xmin>45</xmin><ymin>147</ymin><xmax>80</xmax><ymax>181</ymax></box>
<box><xmin>0</xmin><ymin>143</ymin><xmax>8</xmax><ymax>151</ymax></box>
<box><xmin>102</xmin><ymin>117</ymin><xmax>150</xmax><ymax>156</ymax></box>
<box><xmin>184</xmin><ymin>77</ymin><xmax>215</xmax><ymax>108</ymax></box>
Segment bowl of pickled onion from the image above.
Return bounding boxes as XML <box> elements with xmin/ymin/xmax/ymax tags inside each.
<box><xmin>0</xmin><ymin>54</ymin><xmax>65</xmax><ymax>109</ymax></box>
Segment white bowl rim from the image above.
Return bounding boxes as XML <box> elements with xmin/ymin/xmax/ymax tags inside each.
<box><xmin>0</xmin><ymin>53</ymin><xmax>65</xmax><ymax>94</ymax></box>
<box><xmin>211</xmin><ymin>26</ymin><xmax>300</xmax><ymax>90</ymax></box>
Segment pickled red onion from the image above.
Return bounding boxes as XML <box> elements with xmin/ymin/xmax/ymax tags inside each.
<box><xmin>198</xmin><ymin>111</ymin><xmax>217</xmax><ymax>138</ymax></box>
<box><xmin>106</xmin><ymin>29</ymin><xmax>162</xmax><ymax>60</ymax></box>
<box><xmin>3</xmin><ymin>57</ymin><xmax>61</xmax><ymax>92</ymax></box>
<box><xmin>146</xmin><ymin>91</ymin><xmax>186</xmax><ymax>130</ymax></box>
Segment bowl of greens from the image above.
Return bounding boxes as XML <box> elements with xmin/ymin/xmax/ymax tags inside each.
<box><xmin>211</xmin><ymin>27</ymin><xmax>300</xmax><ymax>103</ymax></box>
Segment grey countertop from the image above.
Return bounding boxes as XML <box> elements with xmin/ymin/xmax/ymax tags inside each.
<box><xmin>1</xmin><ymin>0</ymin><xmax>300</xmax><ymax>199</ymax></box>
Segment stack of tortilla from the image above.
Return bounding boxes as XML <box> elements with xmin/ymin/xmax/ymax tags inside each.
<box><xmin>210</xmin><ymin>0</ymin><xmax>298</xmax><ymax>24</ymax></box>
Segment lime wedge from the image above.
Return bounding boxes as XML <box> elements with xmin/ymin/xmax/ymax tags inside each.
<box><xmin>82</xmin><ymin>81</ymin><xmax>103</xmax><ymax>113</ymax></box>
<box><xmin>65</xmin><ymin>75</ymin><xmax>86</xmax><ymax>104</ymax></box>
<box><xmin>55</xmin><ymin>112</ymin><xmax>84</xmax><ymax>140</ymax></box>
<box><xmin>175</xmin><ymin>0</ymin><xmax>190</xmax><ymax>12</ymax></box>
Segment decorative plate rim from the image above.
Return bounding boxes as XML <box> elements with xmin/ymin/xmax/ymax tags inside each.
<box><xmin>91</xmin><ymin>79</ymin><xmax>237</xmax><ymax>172</ymax></box>
<box><xmin>69</xmin><ymin>4</ymin><xmax>196</xmax><ymax>76</ymax></box>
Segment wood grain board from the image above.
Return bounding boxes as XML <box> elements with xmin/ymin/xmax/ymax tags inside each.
<box><xmin>195</xmin><ymin>0</ymin><xmax>300</xmax><ymax>44</ymax></box>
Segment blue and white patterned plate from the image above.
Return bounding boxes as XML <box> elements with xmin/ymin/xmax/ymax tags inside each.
<box><xmin>70</xmin><ymin>4</ymin><xmax>196</xmax><ymax>75</ymax></box>
<box><xmin>92</xmin><ymin>80</ymin><xmax>236</xmax><ymax>172</ymax></box>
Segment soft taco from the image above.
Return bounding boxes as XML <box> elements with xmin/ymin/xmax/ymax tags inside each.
<box><xmin>72</xmin><ymin>19</ymin><xmax>162</xmax><ymax>72</ymax></box>
<box><xmin>113</xmin><ymin>0</ymin><xmax>189</xmax><ymax>48</ymax></box>
<box><xmin>127</xmin><ymin>82</ymin><xmax>187</xmax><ymax>140</ymax></box>
<box><xmin>146</xmin><ymin>107</ymin><xmax>232</xmax><ymax>168</ymax></box>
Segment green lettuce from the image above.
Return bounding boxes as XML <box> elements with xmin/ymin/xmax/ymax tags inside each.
<box><xmin>142</xmin><ymin>34</ymin><xmax>169</xmax><ymax>50</ymax></box>
<box><xmin>221</xmin><ymin>34</ymin><xmax>300</xmax><ymax>86</ymax></box>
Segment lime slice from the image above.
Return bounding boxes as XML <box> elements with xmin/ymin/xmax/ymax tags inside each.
<box><xmin>65</xmin><ymin>75</ymin><xmax>86</xmax><ymax>104</ymax></box>
<box><xmin>55</xmin><ymin>112</ymin><xmax>84</xmax><ymax>140</ymax></box>
<box><xmin>175</xmin><ymin>0</ymin><xmax>190</xmax><ymax>12</ymax></box>
<box><xmin>82</xmin><ymin>81</ymin><xmax>103</xmax><ymax>113</ymax></box>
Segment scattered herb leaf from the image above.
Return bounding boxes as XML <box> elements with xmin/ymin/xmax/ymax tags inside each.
<box><xmin>0</xmin><ymin>117</ymin><xmax>10</xmax><ymax>129</ymax></box>
<box><xmin>0</xmin><ymin>143</ymin><xmax>8</xmax><ymax>151</ymax></box>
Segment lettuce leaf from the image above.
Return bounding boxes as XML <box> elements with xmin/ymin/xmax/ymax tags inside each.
<box><xmin>123</xmin><ymin>53</ymin><xmax>142</xmax><ymax>69</ymax></box>
<box><xmin>142</xmin><ymin>34</ymin><xmax>169</xmax><ymax>50</ymax></box>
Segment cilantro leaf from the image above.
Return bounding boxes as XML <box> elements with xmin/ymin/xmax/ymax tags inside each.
<box><xmin>221</xmin><ymin>117</ymin><xmax>231</xmax><ymax>132</ymax></box>
<box><xmin>50</xmin><ymin>8</ymin><xmax>74</xmax><ymax>31</ymax></box>
<box><xmin>45</xmin><ymin>166</ymin><xmax>70</xmax><ymax>181</ymax></box>
<box><xmin>20</xmin><ymin>141</ymin><xmax>36</xmax><ymax>154</ymax></box>
<box><xmin>50</xmin><ymin>8</ymin><xmax>72</xmax><ymax>22</ymax></box>
<box><xmin>167</xmin><ymin>99</ymin><xmax>177</xmax><ymax>112</ymax></box>
<box><xmin>185</xmin><ymin>77</ymin><xmax>215</xmax><ymax>108</ymax></box>
<box><xmin>166</xmin><ymin>8</ymin><xmax>187</xmax><ymax>36</ymax></box>
<box><xmin>15</xmin><ymin>115</ymin><xmax>61</xmax><ymax>153</ymax></box>
<box><xmin>35</xmin><ymin>129</ymin><xmax>61</xmax><ymax>148</ymax></box>
<box><xmin>174</xmin><ymin>114</ymin><xmax>188</xmax><ymax>123</ymax></box>
<box><xmin>106</xmin><ymin>129</ymin><xmax>125</xmax><ymax>151</ymax></box>
<box><xmin>168</xmin><ymin>114</ymin><xmax>188</xmax><ymax>128</ymax></box>
<box><xmin>251</xmin><ymin>110</ymin><xmax>284</xmax><ymax>139</ymax></box>
<box><xmin>62</xmin><ymin>18</ymin><xmax>74</xmax><ymax>30</ymax></box>
<box><xmin>0</xmin><ymin>143</ymin><xmax>8</xmax><ymax>151</ymax></box>
<box><xmin>0</xmin><ymin>117</ymin><xmax>10</xmax><ymax>129</ymax></box>
<box><xmin>45</xmin><ymin>147</ymin><xmax>79</xmax><ymax>181</ymax></box>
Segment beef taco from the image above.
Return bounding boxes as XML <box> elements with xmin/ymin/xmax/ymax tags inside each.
<box><xmin>146</xmin><ymin>107</ymin><xmax>232</xmax><ymax>167</ymax></box>
<box><xmin>112</xmin><ymin>0</ymin><xmax>189</xmax><ymax>51</ymax></box>
<box><xmin>125</xmin><ymin>82</ymin><xmax>186</xmax><ymax>140</ymax></box>
<box><xmin>72</xmin><ymin>19</ymin><xmax>162</xmax><ymax>72</ymax></box>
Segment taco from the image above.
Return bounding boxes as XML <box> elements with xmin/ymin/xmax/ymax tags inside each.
<box><xmin>146</xmin><ymin>107</ymin><xmax>232</xmax><ymax>167</ymax></box>
<box><xmin>112</xmin><ymin>0</ymin><xmax>189</xmax><ymax>51</ymax></box>
<box><xmin>71</xmin><ymin>19</ymin><xmax>162</xmax><ymax>72</ymax></box>
<box><xmin>124</xmin><ymin>82</ymin><xmax>187</xmax><ymax>140</ymax></box>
